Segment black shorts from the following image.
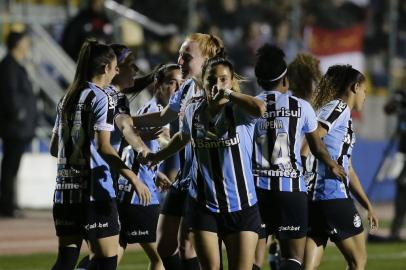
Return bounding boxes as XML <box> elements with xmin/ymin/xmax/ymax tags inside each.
<box><xmin>308</xmin><ymin>198</ymin><xmax>364</xmax><ymax>243</ymax></box>
<box><xmin>53</xmin><ymin>203</ymin><xmax>85</xmax><ymax>237</ymax></box>
<box><xmin>257</xmin><ymin>188</ymin><xmax>308</xmax><ymax>240</ymax></box>
<box><xmin>84</xmin><ymin>200</ymin><xmax>120</xmax><ymax>240</ymax></box>
<box><xmin>160</xmin><ymin>185</ymin><xmax>187</xmax><ymax>217</ymax></box>
<box><xmin>185</xmin><ymin>196</ymin><xmax>261</xmax><ymax>237</ymax></box>
<box><xmin>118</xmin><ymin>204</ymin><xmax>159</xmax><ymax>244</ymax></box>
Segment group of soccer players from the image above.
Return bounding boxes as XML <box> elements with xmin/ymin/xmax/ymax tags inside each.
<box><xmin>50</xmin><ymin>32</ymin><xmax>378</xmax><ymax>270</ymax></box>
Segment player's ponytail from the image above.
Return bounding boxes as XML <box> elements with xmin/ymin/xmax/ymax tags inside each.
<box><xmin>313</xmin><ymin>65</ymin><xmax>365</xmax><ymax>110</ymax></box>
<box><xmin>62</xmin><ymin>40</ymin><xmax>115</xmax><ymax>115</ymax></box>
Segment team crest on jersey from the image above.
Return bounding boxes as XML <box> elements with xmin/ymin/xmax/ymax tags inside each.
<box><xmin>353</xmin><ymin>213</ymin><xmax>362</xmax><ymax>228</ymax></box>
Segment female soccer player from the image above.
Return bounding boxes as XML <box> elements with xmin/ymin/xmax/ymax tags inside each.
<box><xmin>147</xmin><ymin>56</ymin><xmax>266</xmax><ymax>270</ymax></box>
<box><xmin>116</xmin><ymin>62</ymin><xmax>183</xmax><ymax>270</ymax></box>
<box><xmin>75</xmin><ymin>44</ymin><xmax>167</xmax><ymax>270</ymax></box>
<box><xmin>287</xmin><ymin>53</ymin><xmax>322</xmax><ymax>196</ymax></box>
<box><xmin>49</xmin><ymin>40</ymin><xmax>150</xmax><ymax>270</ymax></box>
<box><xmin>254</xmin><ymin>52</ymin><xmax>323</xmax><ymax>269</ymax></box>
<box><xmin>252</xmin><ymin>44</ymin><xmax>346</xmax><ymax>270</ymax></box>
<box><xmin>132</xmin><ymin>33</ymin><xmax>225</xmax><ymax>270</ymax></box>
<box><xmin>304</xmin><ymin>65</ymin><xmax>378</xmax><ymax>270</ymax></box>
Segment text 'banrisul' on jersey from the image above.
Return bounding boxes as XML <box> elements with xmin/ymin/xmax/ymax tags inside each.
<box><xmin>182</xmin><ymin>100</ymin><xmax>258</xmax><ymax>213</ymax></box>
<box><xmin>253</xmin><ymin>91</ymin><xmax>318</xmax><ymax>192</ymax></box>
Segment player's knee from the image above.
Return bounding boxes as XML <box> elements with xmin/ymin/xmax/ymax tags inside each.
<box><xmin>346</xmin><ymin>252</ymin><xmax>366</xmax><ymax>270</ymax></box>
<box><xmin>179</xmin><ymin>240</ymin><xmax>196</xmax><ymax>259</ymax></box>
<box><xmin>280</xmin><ymin>258</ymin><xmax>302</xmax><ymax>270</ymax></box>
<box><xmin>157</xmin><ymin>239</ymin><xmax>178</xmax><ymax>257</ymax></box>
<box><xmin>51</xmin><ymin>246</ymin><xmax>80</xmax><ymax>270</ymax></box>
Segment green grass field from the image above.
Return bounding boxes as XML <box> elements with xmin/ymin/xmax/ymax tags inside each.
<box><xmin>1</xmin><ymin>242</ymin><xmax>405</xmax><ymax>270</ymax></box>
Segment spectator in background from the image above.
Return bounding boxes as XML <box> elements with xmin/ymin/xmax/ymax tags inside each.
<box><xmin>61</xmin><ymin>0</ymin><xmax>114</xmax><ymax>61</ymax></box>
<box><xmin>0</xmin><ymin>30</ymin><xmax>38</xmax><ymax>218</ymax></box>
<box><xmin>384</xmin><ymin>89</ymin><xmax>406</xmax><ymax>241</ymax></box>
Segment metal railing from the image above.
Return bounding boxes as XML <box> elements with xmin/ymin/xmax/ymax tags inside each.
<box><xmin>104</xmin><ymin>0</ymin><xmax>178</xmax><ymax>36</ymax></box>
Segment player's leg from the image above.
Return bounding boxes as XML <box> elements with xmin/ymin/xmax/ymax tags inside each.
<box><xmin>325</xmin><ymin>199</ymin><xmax>366</xmax><ymax>270</ymax></box>
<box><xmin>254</xmin><ymin>237</ymin><xmax>267</xmax><ymax>268</ymax></box>
<box><xmin>156</xmin><ymin>213</ymin><xmax>182</xmax><ymax>268</ymax></box>
<box><xmin>279</xmin><ymin>237</ymin><xmax>306</xmax><ymax>270</ymax></box>
<box><xmin>223</xmin><ymin>231</ymin><xmax>258</xmax><ymax>270</ymax></box>
<box><xmin>191</xmin><ymin>230</ymin><xmax>221</xmax><ymax>270</ymax></box>
<box><xmin>303</xmin><ymin>236</ymin><xmax>326</xmax><ymax>270</ymax></box>
<box><xmin>179</xmin><ymin>216</ymin><xmax>200</xmax><ymax>269</ymax></box>
<box><xmin>86</xmin><ymin>201</ymin><xmax>120</xmax><ymax>270</ymax></box>
<box><xmin>277</xmin><ymin>192</ymin><xmax>308</xmax><ymax>270</ymax></box>
<box><xmin>140</xmin><ymin>242</ymin><xmax>164</xmax><ymax>270</ymax></box>
<box><xmin>51</xmin><ymin>235</ymin><xmax>82</xmax><ymax>270</ymax></box>
<box><xmin>51</xmin><ymin>204</ymin><xmax>83</xmax><ymax>270</ymax></box>
<box><xmin>335</xmin><ymin>232</ymin><xmax>367</xmax><ymax>270</ymax></box>
<box><xmin>303</xmin><ymin>200</ymin><xmax>329</xmax><ymax>270</ymax></box>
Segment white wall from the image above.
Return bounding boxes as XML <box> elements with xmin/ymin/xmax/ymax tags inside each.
<box><xmin>16</xmin><ymin>154</ymin><xmax>56</xmax><ymax>209</ymax></box>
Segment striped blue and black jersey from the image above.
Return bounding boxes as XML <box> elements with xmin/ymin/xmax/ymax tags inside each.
<box><xmin>105</xmin><ymin>85</ymin><xmax>130</xmax><ymax>152</ymax></box>
<box><xmin>312</xmin><ymin>99</ymin><xmax>355</xmax><ymax>201</ymax></box>
<box><xmin>53</xmin><ymin>82</ymin><xmax>116</xmax><ymax>204</ymax></box>
<box><xmin>182</xmin><ymin>100</ymin><xmax>258</xmax><ymax>213</ymax></box>
<box><xmin>168</xmin><ymin>79</ymin><xmax>204</xmax><ymax>190</ymax></box>
<box><xmin>117</xmin><ymin>97</ymin><xmax>162</xmax><ymax>205</ymax></box>
<box><xmin>253</xmin><ymin>91</ymin><xmax>318</xmax><ymax>192</ymax></box>
<box><xmin>303</xmin><ymin>154</ymin><xmax>317</xmax><ymax>198</ymax></box>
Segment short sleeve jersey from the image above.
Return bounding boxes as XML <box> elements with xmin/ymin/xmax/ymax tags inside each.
<box><xmin>312</xmin><ymin>99</ymin><xmax>355</xmax><ymax>201</ymax></box>
<box><xmin>182</xmin><ymin>100</ymin><xmax>258</xmax><ymax>213</ymax></box>
<box><xmin>54</xmin><ymin>82</ymin><xmax>116</xmax><ymax>204</ymax></box>
<box><xmin>253</xmin><ymin>91</ymin><xmax>318</xmax><ymax>192</ymax></box>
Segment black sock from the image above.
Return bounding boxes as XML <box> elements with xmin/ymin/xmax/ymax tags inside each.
<box><xmin>76</xmin><ymin>255</ymin><xmax>90</xmax><ymax>269</ymax></box>
<box><xmin>280</xmin><ymin>259</ymin><xmax>301</xmax><ymax>270</ymax></box>
<box><xmin>182</xmin><ymin>257</ymin><xmax>200</xmax><ymax>270</ymax></box>
<box><xmin>252</xmin><ymin>264</ymin><xmax>261</xmax><ymax>270</ymax></box>
<box><xmin>162</xmin><ymin>253</ymin><xmax>182</xmax><ymax>270</ymax></box>
<box><xmin>51</xmin><ymin>247</ymin><xmax>80</xmax><ymax>270</ymax></box>
<box><xmin>88</xmin><ymin>256</ymin><xmax>117</xmax><ymax>270</ymax></box>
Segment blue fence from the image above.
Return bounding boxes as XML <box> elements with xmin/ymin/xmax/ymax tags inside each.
<box><xmin>353</xmin><ymin>138</ymin><xmax>397</xmax><ymax>202</ymax></box>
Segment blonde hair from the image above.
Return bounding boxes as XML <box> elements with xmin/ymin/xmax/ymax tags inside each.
<box><xmin>186</xmin><ymin>33</ymin><xmax>224</xmax><ymax>59</ymax></box>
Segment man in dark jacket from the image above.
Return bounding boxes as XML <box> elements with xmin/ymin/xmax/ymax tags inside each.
<box><xmin>0</xmin><ymin>30</ymin><xmax>38</xmax><ymax>217</ymax></box>
<box><xmin>61</xmin><ymin>0</ymin><xmax>114</xmax><ymax>61</ymax></box>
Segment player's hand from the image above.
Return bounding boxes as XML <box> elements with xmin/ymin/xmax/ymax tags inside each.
<box><xmin>367</xmin><ymin>208</ymin><xmax>379</xmax><ymax>231</ymax></box>
<box><xmin>136</xmin><ymin>149</ymin><xmax>150</xmax><ymax>165</ymax></box>
<box><xmin>330</xmin><ymin>162</ymin><xmax>347</xmax><ymax>181</ymax></box>
<box><xmin>155</xmin><ymin>172</ymin><xmax>172</xmax><ymax>192</ymax></box>
<box><xmin>212</xmin><ymin>85</ymin><xmax>227</xmax><ymax>102</ymax></box>
<box><xmin>133</xmin><ymin>180</ymin><xmax>151</xmax><ymax>206</ymax></box>
<box><xmin>146</xmin><ymin>152</ymin><xmax>161</xmax><ymax>169</ymax></box>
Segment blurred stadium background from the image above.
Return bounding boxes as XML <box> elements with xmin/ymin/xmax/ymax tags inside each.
<box><xmin>0</xmin><ymin>0</ymin><xmax>405</xmax><ymax>269</ymax></box>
